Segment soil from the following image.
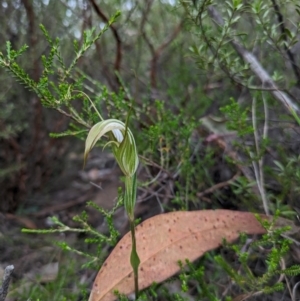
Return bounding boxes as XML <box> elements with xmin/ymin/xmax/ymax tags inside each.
<box><xmin>0</xmin><ymin>149</ymin><xmax>164</xmax><ymax>300</ymax></box>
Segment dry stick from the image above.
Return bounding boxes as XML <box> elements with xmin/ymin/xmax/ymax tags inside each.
<box><xmin>22</xmin><ymin>0</ymin><xmax>43</xmax><ymax>156</ymax></box>
<box><xmin>207</xmin><ymin>5</ymin><xmax>300</xmax><ymax>114</ymax></box>
<box><xmin>139</xmin><ymin>155</ymin><xmax>175</xmax><ymax>180</ymax></box>
<box><xmin>30</xmin><ymin>192</ymin><xmax>95</xmax><ymax>218</ymax></box>
<box><xmin>150</xmin><ymin>22</ymin><xmax>183</xmax><ymax>89</ymax></box>
<box><xmin>140</xmin><ymin>0</ymin><xmax>156</xmax><ymax>59</ymax></box>
<box><xmin>279</xmin><ymin>258</ymin><xmax>295</xmax><ymax>301</ymax></box>
<box><xmin>197</xmin><ymin>172</ymin><xmax>240</xmax><ymax>198</ymax></box>
<box><xmin>0</xmin><ymin>265</ymin><xmax>14</xmax><ymax>301</ymax></box>
<box><xmin>88</xmin><ymin>0</ymin><xmax>122</xmax><ymax>85</ymax></box>
<box><xmin>83</xmin><ymin>1</ymin><xmax>117</xmax><ymax>90</ymax></box>
<box><xmin>271</xmin><ymin>0</ymin><xmax>300</xmax><ymax>86</ymax></box>
<box><xmin>259</xmin><ymin>92</ymin><xmax>269</xmax><ymax>214</ymax></box>
<box><xmin>140</xmin><ymin>0</ymin><xmax>155</xmax><ymax>49</ymax></box>
<box><xmin>140</xmin><ymin>7</ymin><xmax>182</xmax><ymax>90</ymax></box>
<box><xmin>292</xmin><ymin>281</ymin><xmax>300</xmax><ymax>301</ymax></box>
<box><xmin>207</xmin><ymin>5</ymin><xmax>300</xmax><ymax>213</ymax></box>
<box><xmin>251</xmin><ymin>96</ymin><xmax>269</xmax><ymax>215</ymax></box>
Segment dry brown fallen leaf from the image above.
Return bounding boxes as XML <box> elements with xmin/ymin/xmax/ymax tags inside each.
<box><xmin>88</xmin><ymin>210</ymin><xmax>268</xmax><ymax>301</ymax></box>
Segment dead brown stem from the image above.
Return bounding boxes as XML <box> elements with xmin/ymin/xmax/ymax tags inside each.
<box><xmin>88</xmin><ymin>0</ymin><xmax>122</xmax><ymax>87</ymax></box>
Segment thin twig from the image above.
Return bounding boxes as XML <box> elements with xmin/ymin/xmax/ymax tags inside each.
<box><xmin>292</xmin><ymin>281</ymin><xmax>300</xmax><ymax>301</ymax></box>
<box><xmin>251</xmin><ymin>96</ymin><xmax>269</xmax><ymax>215</ymax></box>
<box><xmin>88</xmin><ymin>0</ymin><xmax>122</xmax><ymax>85</ymax></box>
<box><xmin>197</xmin><ymin>171</ymin><xmax>241</xmax><ymax>198</ymax></box>
<box><xmin>139</xmin><ymin>155</ymin><xmax>175</xmax><ymax>180</ymax></box>
<box><xmin>150</xmin><ymin>21</ymin><xmax>183</xmax><ymax>89</ymax></box>
<box><xmin>271</xmin><ymin>0</ymin><xmax>300</xmax><ymax>86</ymax></box>
<box><xmin>259</xmin><ymin>91</ymin><xmax>269</xmax><ymax>212</ymax></box>
<box><xmin>0</xmin><ymin>265</ymin><xmax>14</xmax><ymax>301</ymax></box>
<box><xmin>207</xmin><ymin>5</ymin><xmax>300</xmax><ymax>114</ymax></box>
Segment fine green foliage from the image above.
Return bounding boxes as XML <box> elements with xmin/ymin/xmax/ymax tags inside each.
<box><xmin>2</xmin><ymin>1</ymin><xmax>300</xmax><ymax>300</ymax></box>
<box><xmin>0</xmin><ymin>11</ymin><xmax>121</xmax><ymax>129</ymax></box>
<box><xmin>168</xmin><ymin>212</ymin><xmax>300</xmax><ymax>301</ymax></box>
<box><xmin>220</xmin><ymin>98</ymin><xmax>253</xmax><ymax>137</ymax></box>
<box><xmin>9</xmin><ymin>259</ymin><xmax>89</xmax><ymax>301</ymax></box>
<box><xmin>22</xmin><ymin>198</ymin><xmax>123</xmax><ymax>270</ymax></box>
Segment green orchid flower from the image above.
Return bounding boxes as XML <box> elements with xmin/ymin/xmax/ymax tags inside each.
<box><xmin>84</xmin><ymin>117</ymin><xmax>141</xmax><ymax>295</ymax></box>
<box><xmin>84</xmin><ymin>118</ymin><xmax>139</xmax><ymax>220</ymax></box>
<box><xmin>84</xmin><ymin>119</ymin><xmax>139</xmax><ymax>178</ymax></box>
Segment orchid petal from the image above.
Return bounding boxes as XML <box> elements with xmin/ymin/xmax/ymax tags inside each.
<box><xmin>84</xmin><ymin>118</ymin><xmax>139</xmax><ymax>177</ymax></box>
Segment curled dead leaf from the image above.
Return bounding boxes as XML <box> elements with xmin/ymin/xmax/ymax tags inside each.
<box><xmin>89</xmin><ymin>210</ymin><xmax>268</xmax><ymax>301</ymax></box>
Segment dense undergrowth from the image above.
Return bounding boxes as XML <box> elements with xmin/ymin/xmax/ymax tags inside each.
<box><xmin>1</xmin><ymin>0</ymin><xmax>300</xmax><ymax>300</ymax></box>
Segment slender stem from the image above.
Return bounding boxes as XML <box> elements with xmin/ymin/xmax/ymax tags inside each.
<box><xmin>124</xmin><ymin>174</ymin><xmax>140</xmax><ymax>299</ymax></box>
<box><xmin>130</xmin><ymin>219</ymin><xmax>140</xmax><ymax>299</ymax></box>
<box><xmin>252</xmin><ymin>96</ymin><xmax>269</xmax><ymax>215</ymax></box>
<box><xmin>124</xmin><ymin>174</ymin><xmax>137</xmax><ymax>221</ymax></box>
<box><xmin>74</xmin><ymin>90</ymin><xmax>103</xmax><ymax>121</ymax></box>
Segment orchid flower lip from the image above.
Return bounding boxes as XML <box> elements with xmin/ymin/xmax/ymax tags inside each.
<box><xmin>112</xmin><ymin>129</ymin><xmax>124</xmax><ymax>143</ymax></box>
<box><xmin>84</xmin><ymin>118</ymin><xmax>138</xmax><ymax>177</ymax></box>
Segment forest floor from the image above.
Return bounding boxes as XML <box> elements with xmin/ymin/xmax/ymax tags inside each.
<box><xmin>0</xmin><ymin>150</ymin><xmax>146</xmax><ymax>300</ymax></box>
<box><xmin>2</xmin><ymin>132</ymin><xmax>300</xmax><ymax>301</ymax></box>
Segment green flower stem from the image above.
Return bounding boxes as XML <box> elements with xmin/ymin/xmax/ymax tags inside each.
<box><xmin>124</xmin><ymin>173</ymin><xmax>137</xmax><ymax>221</ymax></box>
<box><xmin>124</xmin><ymin>173</ymin><xmax>140</xmax><ymax>299</ymax></box>
<box><xmin>130</xmin><ymin>219</ymin><xmax>140</xmax><ymax>299</ymax></box>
